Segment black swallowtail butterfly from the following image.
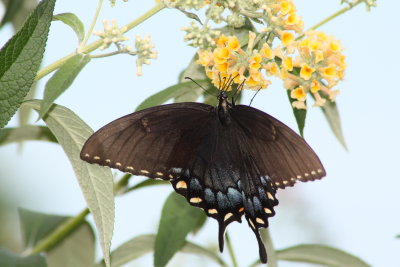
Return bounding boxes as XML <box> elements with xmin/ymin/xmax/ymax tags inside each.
<box><xmin>80</xmin><ymin>80</ymin><xmax>326</xmax><ymax>263</ymax></box>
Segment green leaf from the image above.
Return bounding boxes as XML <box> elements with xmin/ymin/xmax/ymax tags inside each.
<box><xmin>181</xmin><ymin>240</ymin><xmax>226</xmax><ymax>266</ymax></box>
<box><xmin>0</xmin><ymin>249</ymin><xmax>47</xmax><ymax>267</ymax></box>
<box><xmin>39</xmin><ymin>54</ymin><xmax>90</xmax><ymax>118</ymax></box>
<box><xmin>277</xmin><ymin>244</ymin><xmax>371</xmax><ymax>267</ymax></box>
<box><xmin>176</xmin><ymin>55</ymin><xmax>209</xmax><ymax>102</ymax></box>
<box><xmin>22</xmin><ymin>100</ymin><xmax>114</xmax><ymax>267</ymax></box>
<box><xmin>18</xmin><ymin>208</ymin><xmax>95</xmax><ymax>267</ymax></box>
<box><xmin>135</xmin><ymin>80</ymin><xmax>210</xmax><ymax>111</ymax></box>
<box><xmin>46</xmin><ymin>220</ymin><xmax>95</xmax><ymax>267</ymax></box>
<box><xmin>0</xmin><ymin>125</ymin><xmax>57</xmax><ymax>146</ymax></box>
<box><xmin>0</xmin><ymin>0</ymin><xmax>38</xmax><ymax>30</ymax></box>
<box><xmin>19</xmin><ymin>208</ymin><xmax>67</xmax><ymax>249</ymax></box>
<box><xmin>287</xmin><ymin>90</ymin><xmax>307</xmax><ymax>137</ymax></box>
<box><xmin>191</xmin><ymin>212</ymin><xmax>207</xmax><ymax>235</ymax></box>
<box><xmin>53</xmin><ymin>13</ymin><xmax>85</xmax><ymax>43</ymax></box>
<box><xmin>154</xmin><ymin>192</ymin><xmax>204</xmax><ymax>267</ymax></box>
<box><xmin>95</xmin><ymin>234</ymin><xmax>154</xmax><ymax>267</ymax></box>
<box><xmin>0</xmin><ymin>0</ymin><xmax>55</xmax><ymax>128</ymax></box>
<box><xmin>320</xmin><ymin>101</ymin><xmax>348</xmax><ymax>150</ymax></box>
<box><xmin>95</xmin><ymin>234</ymin><xmax>226</xmax><ymax>267</ymax></box>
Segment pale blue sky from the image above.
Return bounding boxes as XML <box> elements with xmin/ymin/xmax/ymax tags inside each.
<box><xmin>1</xmin><ymin>1</ymin><xmax>399</xmax><ymax>266</ymax></box>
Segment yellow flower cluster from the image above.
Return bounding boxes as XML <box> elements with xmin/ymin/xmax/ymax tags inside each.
<box><xmin>262</xmin><ymin>0</ymin><xmax>304</xmax><ymax>47</ymax></box>
<box><xmin>197</xmin><ymin>32</ymin><xmax>276</xmax><ymax>91</ymax></box>
<box><xmin>282</xmin><ymin>31</ymin><xmax>346</xmax><ymax>109</ymax></box>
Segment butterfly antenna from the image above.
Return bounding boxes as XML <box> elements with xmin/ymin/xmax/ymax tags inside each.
<box><xmin>184</xmin><ymin>77</ymin><xmax>213</xmax><ymax>97</ymax></box>
<box><xmin>249</xmin><ymin>88</ymin><xmax>261</xmax><ymax>106</ymax></box>
<box><xmin>218</xmin><ymin>73</ymin><xmax>224</xmax><ymax>91</ymax></box>
<box><xmin>232</xmin><ymin>79</ymin><xmax>245</xmax><ymax>104</ymax></box>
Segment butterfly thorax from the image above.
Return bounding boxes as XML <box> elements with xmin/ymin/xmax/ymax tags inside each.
<box><xmin>217</xmin><ymin>91</ymin><xmax>233</xmax><ymax>126</ymax></box>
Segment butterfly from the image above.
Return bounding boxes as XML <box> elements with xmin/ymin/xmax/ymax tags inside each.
<box><xmin>80</xmin><ymin>78</ymin><xmax>326</xmax><ymax>263</ymax></box>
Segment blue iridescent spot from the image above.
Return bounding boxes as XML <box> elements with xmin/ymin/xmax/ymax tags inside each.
<box><xmin>253</xmin><ymin>196</ymin><xmax>262</xmax><ymax>212</ymax></box>
<box><xmin>171</xmin><ymin>167</ymin><xmax>182</xmax><ymax>174</ymax></box>
<box><xmin>245</xmin><ymin>198</ymin><xmax>255</xmax><ymax>216</ymax></box>
<box><xmin>227</xmin><ymin>188</ymin><xmax>242</xmax><ymax>206</ymax></box>
<box><xmin>204</xmin><ymin>188</ymin><xmax>215</xmax><ymax>204</ymax></box>
<box><xmin>182</xmin><ymin>169</ymin><xmax>190</xmax><ymax>177</ymax></box>
<box><xmin>217</xmin><ymin>192</ymin><xmax>230</xmax><ymax>209</ymax></box>
<box><xmin>258</xmin><ymin>187</ymin><xmax>267</xmax><ymax>201</ymax></box>
<box><xmin>190</xmin><ymin>178</ymin><xmax>202</xmax><ymax>191</ymax></box>
<box><xmin>261</xmin><ymin>176</ymin><xmax>269</xmax><ymax>186</ymax></box>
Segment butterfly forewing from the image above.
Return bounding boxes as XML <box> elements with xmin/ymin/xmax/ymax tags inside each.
<box><xmin>231</xmin><ymin>105</ymin><xmax>326</xmax><ymax>189</ymax></box>
<box><xmin>80</xmin><ymin>96</ymin><xmax>326</xmax><ymax>264</ymax></box>
<box><xmin>81</xmin><ymin>103</ymin><xmax>214</xmax><ymax>179</ymax></box>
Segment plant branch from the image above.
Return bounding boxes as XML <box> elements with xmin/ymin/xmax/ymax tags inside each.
<box><xmin>27</xmin><ymin>173</ymin><xmax>134</xmax><ymax>256</ymax></box>
<box><xmin>90</xmin><ymin>50</ymin><xmax>127</xmax><ymax>58</ymax></box>
<box><xmin>28</xmin><ymin>208</ymin><xmax>90</xmax><ymax>255</ymax></box>
<box><xmin>307</xmin><ymin>0</ymin><xmax>364</xmax><ymax>31</ymax></box>
<box><xmin>34</xmin><ymin>2</ymin><xmax>165</xmax><ymax>82</ymax></box>
<box><xmin>80</xmin><ymin>0</ymin><xmax>104</xmax><ymax>49</ymax></box>
<box><xmin>249</xmin><ymin>229</ymin><xmax>277</xmax><ymax>267</ymax></box>
<box><xmin>225</xmin><ymin>232</ymin><xmax>239</xmax><ymax>267</ymax></box>
<box><xmin>264</xmin><ymin>229</ymin><xmax>277</xmax><ymax>267</ymax></box>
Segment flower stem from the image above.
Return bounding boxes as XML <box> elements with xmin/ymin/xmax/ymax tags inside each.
<box><xmin>34</xmin><ymin>2</ymin><xmax>165</xmax><ymax>82</ymax></box>
<box><xmin>248</xmin><ymin>229</ymin><xmax>277</xmax><ymax>267</ymax></box>
<box><xmin>225</xmin><ymin>232</ymin><xmax>239</xmax><ymax>267</ymax></box>
<box><xmin>28</xmin><ymin>208</ymin><xmax>90</xmax><ymax>255</ymax></box>
<box><xmin>263</xmin><ymin>229</ymin><xmax>278</xmax><ymax>267</ymax></box>
<box><xmin>307</xmin><ymin>0</ymin><xmax>363</xmax><ymax>31</ymax></box>
<box><xmin>79</xmin><ymin>0</ymin><xmax>104</xmax><ymax>49</ymax></box>
<box><xmin>27</xmin><ymin>173</ymin><xmax>134</xmax><ymax>255</ymax></box>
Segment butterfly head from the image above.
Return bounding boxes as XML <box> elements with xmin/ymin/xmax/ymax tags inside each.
<box><xmin>217</xmin><ymin>91</ymin><xmax>232</xmax><ymax>126</ymax></box>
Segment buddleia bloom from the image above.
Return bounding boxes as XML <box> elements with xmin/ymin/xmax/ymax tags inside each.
<box><xmin>197</xmin><ymin>32</ymin><xmax>278</xmax><ymax>91</ymax></box>
<box><xmin>282</xmin><ymin>31</ymin><xmax>346</xmax><ymax>109</ymax></box>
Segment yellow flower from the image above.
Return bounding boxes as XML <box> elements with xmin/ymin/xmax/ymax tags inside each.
<box><xmin>216</xmin><ymin>62</ymin><xmax>228</xmax><ymax>72</ymax></box>
<box><xmin>300</xmin><ymin>63</ymin><xmax>315</xmax><ymax>80</ymax></box>
<box><xmin>308</xmin><ymin>40</ymin><xmax>320</xmax><ymax>51</ymax></box>
<box><xmin>315</xmin><ymin>50</ymin><xmax>324</xmax><ymax>63</ymax></box>
<box><xmin>213</xmin><ymin>47</ymin><xmax>230</xmax><ymax>64</ymax></box>
<box><xmin>320</xmin><ymin>64</ymin><xmax>337</xmax><ymax>78</ymax></box>
<box><xmin>215</xmin><ymin>47</ymin><xmax>230</xmax><ymax>59</ymax></box>
<box><xmin>280</xmin><ymin>1</ymin><xmax>294</xmax><ymax>15</ymax></box>
<box><xmin>329</xmin><ymin>40</ymin><xmax>341</xmax><ymax>52</ymax></box>
<box><xmin>298</xmin><ymin>38</ymin><xmax>309</xmax><ymax>48</ymax></box>
<box><xmin>281</xmin><ymin>31</ymin><xmax>294</xmax><ymax>46</ymax></box>
<box><xmin>216</xmin><ymin>35</ymin><xmax>229</xmax><ymax>47</ymax></box>
<box><xmin>292</xmin><ymin>100</ymin><xmax>307</xmax><ymax>109</ymax></box>
<box><xmin>291</xmin><ymin>86</ymin><xmax>307</xmax><ymax>101</ymax></box>
<box><xmin>197</xmin><ymin>50</ymin><xmax>214</xmax><ymax>67</ymax></box>
<box><xmin>227</xmin><ymin>36</ymin><xmax>240</xmax><ymax>51</ymax></box>
<box><xmin>196</xmin><ymin>32</ymin><xmax>274</xmax><ymax>91</ymax></box>
<box><xmin>316</xmin><ymin>31</ymin><xmax>328</xmax><ymax>41</ymax></box>
<box><xmin>231</xmin><ymin>69</ymin><xmax>246</xmax><ymax>83</ymax></box>
<box><xmin>310</xmin><ymin>79</ymin><xmax>321</xmax><ymax>93</ymax></box>
<box><xmin>313</xmin><ymin>93</ymin><xmax>326</xmax><ymax>107</ymax></box>
<box><xmin>250</xmin><ymin>53</ymin><xmax>262</xmax><ymax>70</ymax></box>
<box><xmin>282</xmin><ymin>56</ymin><xmax>293</xmax><ymax>71</ymax></box>
<box><xmin>264</xmin><ymin>62</ymin><xmax>280</xmax><ymax>76</ymax></box>
<box><xmin>286</xmin><ymin>13</ymin><xmax>300</xmax><ymax>25</ymax></box>
<box><xmin>260</xmin><ymin>43</ymin><xmax>274</xmax><ymax>59</ymax></box>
